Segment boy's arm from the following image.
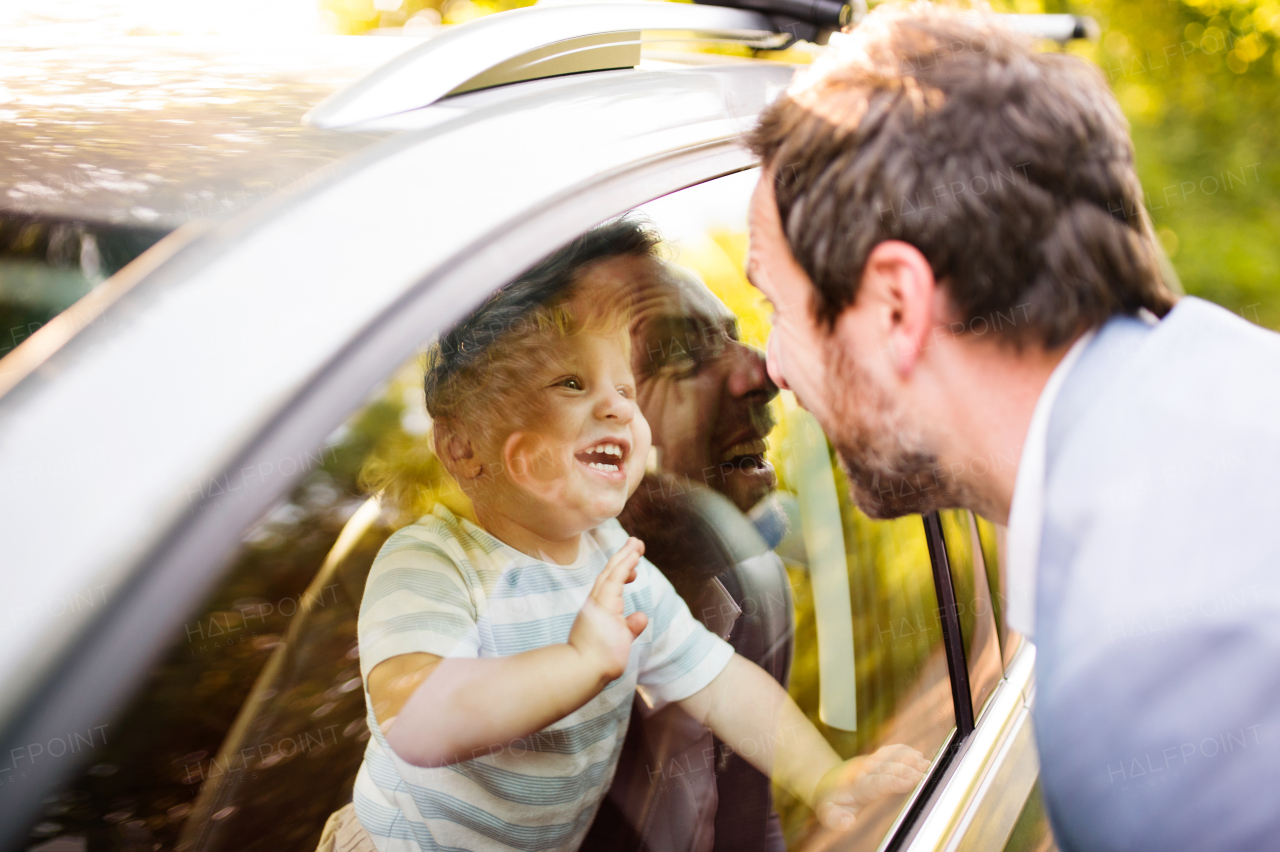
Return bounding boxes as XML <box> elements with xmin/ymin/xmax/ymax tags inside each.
<box><xmin>378</xmin><ymin>538</ymin><xmax>649</xmax><ymax>768</ymax></box>
<box><xmin>679</xmin><ymin>654</ymin><xmax>931</xmax><ymax>830</ymax></box>
<box><xmin>368</xmin><ymin>652</ymin><xmax>442</xmax><ymax>733</ymax></box>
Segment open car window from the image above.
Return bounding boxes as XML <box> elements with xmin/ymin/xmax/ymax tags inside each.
<box><xmin>26</xmin><ymin>171</ymin><xmax>955</xmax><ymax>852</ymax></box>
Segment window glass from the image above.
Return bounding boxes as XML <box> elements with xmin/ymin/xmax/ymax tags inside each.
<box><xmin>27</xmin><ymin>171</ymin><xmax>952</xmax><ymax>852</ymax></box>
<box><xmin>938</xmin><ymin>510</ymin><xmax>1002</xmax><ymax>718</ymax></box>
<box><xmin>633</xmin><ymin>172</ymin><xmax>954</xmax><ymax>851</ymax></box>
<box><xmin>0</xmin><ymin>214</ymin><xmax>166</xmax><ymax>362</ymax></box>
<box><xmin>973</xmin><ymin>516</ymin><xmax>1022</xmax><ymax>669</ymax></box>
<box><xmin>22</xmin><ymin>377</ymin><xmax>423</xmax><ymax>850</ymax></box>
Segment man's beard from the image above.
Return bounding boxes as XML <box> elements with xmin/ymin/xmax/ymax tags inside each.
<box><xmin>826</xmin><ymin>345</ymin><xmax>966</xmax><ymax>519</ymax></box>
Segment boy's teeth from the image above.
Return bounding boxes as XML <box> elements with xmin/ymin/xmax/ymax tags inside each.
<box><xmin>588</xmin><ymin>462</ymin><xmax>619</xmax><ymax>471</ymax></box>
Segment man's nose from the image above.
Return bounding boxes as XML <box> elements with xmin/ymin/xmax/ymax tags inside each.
<box><xmin>727</xmin><ymin>341</ymin><xmax>779</xmax><ymax>401</ymax></box>
<box><xmin>764</xmin><ymin>333</ymin><xmax>791</xmax><ymax>392</ymax></box>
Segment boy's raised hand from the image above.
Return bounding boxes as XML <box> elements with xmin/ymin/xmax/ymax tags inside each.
<box><xmin>569</xmin><ymin>537</ymin><xmax>649</xmax><ymax>685</ymax></box>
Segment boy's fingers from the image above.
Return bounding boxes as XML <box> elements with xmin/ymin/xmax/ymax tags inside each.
<box><xmin>589</xmin><ymin>547</ymin><xmax>626</xmax><ymax>595</ymax></box>
<box><xmin>625</xmin><ymin>611</ymin><xmax>648</xmax><ymax>638</ymax></box>
<box><xmin>816</xmin><ymin>802</ymin><xmax>856</xmax><ymax>832</ymax></box>
<box><xmin>594</xmin><ymin>539</ymin><xmax>642</xmax><ymax>600</ymax></box>
<box><xmin>871</xmin><ymin>744</ymin><xmax>930</xmax><ymax>774</ymax></box>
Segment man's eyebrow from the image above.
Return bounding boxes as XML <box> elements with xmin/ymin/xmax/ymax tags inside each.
<box><xmin>643</xmin><ymin>316</ymin><xmax>701</xmax><ymax>340</ymax></box>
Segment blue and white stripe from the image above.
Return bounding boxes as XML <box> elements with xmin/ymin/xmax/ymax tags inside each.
<box><xmin>352</xmin><ymin>505</ymin><xmax>734</xmax><ymax>852</ymax></box>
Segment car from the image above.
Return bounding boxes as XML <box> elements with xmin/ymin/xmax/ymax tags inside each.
<box><xmin>0</xmin><ymin>5</ymin><xmax>1087</xmax><ymax>850</ymax></box>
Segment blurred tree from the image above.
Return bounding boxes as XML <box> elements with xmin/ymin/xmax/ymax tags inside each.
<box><xmin>992</xmin><ymin>0</ymin><xmax>1280</xmax><ymax>329</ymax></box>
<box><xmin>325</xmin><ymin>0</ymin><xmax>1280</xmax><ymax>329</ymax></box>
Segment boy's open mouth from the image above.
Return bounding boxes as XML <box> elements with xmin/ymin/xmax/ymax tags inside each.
<box><xmin>575</xmin><ymin>439</ymin><xmax>630</xmax><ymax>476</ymax></box>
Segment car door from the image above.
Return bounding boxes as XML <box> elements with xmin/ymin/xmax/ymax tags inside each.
<box><xmin>1</xmin><ymin>47</ymin><xmax>1067</xmax><ymax>852</ymax></box>
<box><xmin>0</xmin><ymin>51</ymin><xmax>795</xmax><ymax>846</ymax></box>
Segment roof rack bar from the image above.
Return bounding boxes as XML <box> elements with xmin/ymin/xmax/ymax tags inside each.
<box><xmin>998</xmin><ymin>13</ymin><xmax>1100</xmax><ymax>42</ymax></box>
<box><xmin>305</xmin><ymin>2</ymin><xmax>782</xmax><ymax>129</ymax></box>
<box><xmin>304</xmin><ymin>2</ymin><xmax>1100</xmax><ymax>130</ymax></box>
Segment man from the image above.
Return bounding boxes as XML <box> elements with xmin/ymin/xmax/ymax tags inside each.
<box><xmin>743</xmin><ymin>5</ymin><xmax>1280</xmax><ymax>852</ymax></box>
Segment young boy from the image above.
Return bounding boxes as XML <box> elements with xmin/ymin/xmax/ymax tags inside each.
<box><xmin>340</xmin><ymin>227</ymin><xmax>927</xmax><ymax>852</ymax></box>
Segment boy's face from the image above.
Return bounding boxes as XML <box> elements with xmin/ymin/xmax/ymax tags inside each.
<box><xmin>486</xmin><ymin>321</ymin><xmax>652</xmax><ymax>541</ymax></box>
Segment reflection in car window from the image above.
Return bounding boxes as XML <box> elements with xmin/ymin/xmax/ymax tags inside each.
<box><xmin>0</xmin><ymin>214</ymin><xmax>165</xmax><ymax>362</ymax></box>
<box><xmin>634</xmin><ymin>173</ymin><xmax>955</xmax><ymax>851</ymax></box>
<box><xmin>939</xmin><ymin>509</ymin><xmax>1002</xmax><ymax>718</ymax></box>
<box><xmin>27</xmin><ymin>173</ymin><xmax>952</xmax><ymax>852</ymax></box>
<box><xmin>23</xmin><ymin>361</ymin><xmax>472</xmax><ymax>851</ymax></box>
<box><xmin>973</xmin><ymin>515</ymin><xmax>1020</xmax><ymax>669</ymax></box>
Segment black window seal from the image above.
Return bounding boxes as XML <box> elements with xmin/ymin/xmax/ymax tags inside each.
<box><xmin>924</xmin><ymin>510</ymin><xmax>976</xmax><ymax>736</ymax></box>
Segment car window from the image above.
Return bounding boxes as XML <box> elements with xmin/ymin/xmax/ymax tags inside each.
<box><xmin>21</xmin><ymin>380</ymin><xmax>411</xmax><ymax>850</ymax></box>
<box><xmin>973</xmin><ymin>516</ymin><xmax>1021</xmax><ymax>669</ymax></box>
<box><xmin>938</xmin><ymin>510</ymin><xmax>1002</xmax><ymax>719</ymax></box>
<box><xmin>0</xmin><ymin>214</ymin><xmax>166</xmax><ymax>363</ymax></box>
<box><xmin>25</xmin><ymin>171</ymin><xmax>952</xmax><ymax>852</ymax></box>
<box><xmin>624</xmin><ymin>172</ymin><xmax>955</xmax><ymax>851</ymax></box>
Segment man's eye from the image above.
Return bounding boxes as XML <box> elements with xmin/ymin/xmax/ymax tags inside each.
<box><xmin>659</xmin><ymin>354</ymin><xmax>698</xmax><ymax>378</ymax></box>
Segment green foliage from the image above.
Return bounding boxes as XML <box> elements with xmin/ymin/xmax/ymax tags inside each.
<box><xmin>320</xmin><ymin>0</ymin><xmax>535</xmax><ymax>33</ymax></box>
<box><xmin>992</xmin><ymin>0</ymin><xmax>1280</xmax><ymax>329</ymax></box>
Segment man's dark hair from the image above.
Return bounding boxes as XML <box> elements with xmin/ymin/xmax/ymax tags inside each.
<box><xmin>424</xmin><ymin>216</ymin><xmax>660</xmax><ymax>420</ymax></box>
<box><xmin>747</xmin><ymin>3</ymin><xmax>1175</xmax><ymax>348</ymax></box>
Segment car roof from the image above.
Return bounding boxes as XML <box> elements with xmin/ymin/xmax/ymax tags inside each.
<box><xmin>0</xmin><ymin>36</ymin><xmax>420</xmax><ymax>230</ymax></box>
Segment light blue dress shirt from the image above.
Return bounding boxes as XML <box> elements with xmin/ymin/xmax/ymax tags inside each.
<box><xmin>1032</xmin><ymin>298</ymin><xmax>1280</xmax><ymax>852</ymax></box>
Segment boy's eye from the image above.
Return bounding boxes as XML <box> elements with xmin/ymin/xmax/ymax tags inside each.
<box><xmin>556</xmin><ymin>376</ymin><xmax>584</xmax><ymax>390</ymax></box>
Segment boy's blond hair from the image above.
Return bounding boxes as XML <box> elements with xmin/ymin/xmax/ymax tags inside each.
<box><xmin>359</xmin><ymin>219</ymin><xmax>659</xmax><ymax>519</ymax></box>
<box><xmin>424</xmin><ymin>218</ymin><xmax>658</xmax><ymax>454</ymax></box>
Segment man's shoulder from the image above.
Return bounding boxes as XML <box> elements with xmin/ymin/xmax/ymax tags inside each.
<box><xmin>1052</xmin><ymin>299</ymin><xmax>1280</xmax><ymax>467</ymax></box>
<box><xmin>1156</xmin><ymin>296</ymin><xmax>1280</xmax><ymax>366</ymax></box>
<box><xmin>1038</xmin><ymin>299</ymin><xmax>1280</xmax><ymax>656</ymax></box>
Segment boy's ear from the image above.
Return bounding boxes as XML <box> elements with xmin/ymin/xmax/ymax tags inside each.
<box><xmin>502</xmin><ymin>430</ymin><xmax>560</xmax><ymax>498</ymax></box>
<box><xmin>501</xmin><ymin>431</ymin><xmax>538</xmax><ymax>491</ymax></box>
<box><xmin>434</xmin><ymin>421</ymin><xmax>482</xmax><ymax>480</ymax></box>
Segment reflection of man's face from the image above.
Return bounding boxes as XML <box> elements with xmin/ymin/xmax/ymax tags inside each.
<box><xmin>577</xmin><ymin>255</ymin><xmax>778</xmax><ymax>513</ymax></box>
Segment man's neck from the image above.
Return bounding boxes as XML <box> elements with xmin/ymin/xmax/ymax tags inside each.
<box><xmin>474</xmin><ymin>505</ymin><xmax>584</xmax><ymax>566</ymax></box>
<box><xmin>928</xmin><ymin>335</ymin><xmax>1079</xmax><ymax>525</ymax></box>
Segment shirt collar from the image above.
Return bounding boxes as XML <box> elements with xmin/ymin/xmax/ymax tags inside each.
<box><xmin>1004</xmin><ymin>329</ymin><xmax>1096</xmax><ymax>639</ymax></box>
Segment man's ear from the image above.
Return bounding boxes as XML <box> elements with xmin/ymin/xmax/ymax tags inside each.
<box><xmin>857</xmin><ymin>240</ymin><xmax>939</xmax><ymax>378</ymax></box>
<box><xmin>434</xmin><ymin>420</ymin><xmax>481</xmax><ymax>480</ymax></box>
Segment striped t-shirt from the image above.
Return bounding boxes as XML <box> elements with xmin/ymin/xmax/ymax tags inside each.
<box><xmin>352</xmin><ymin>504</ymin><xmax>735</xmax><ymax>852</ymax></box>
